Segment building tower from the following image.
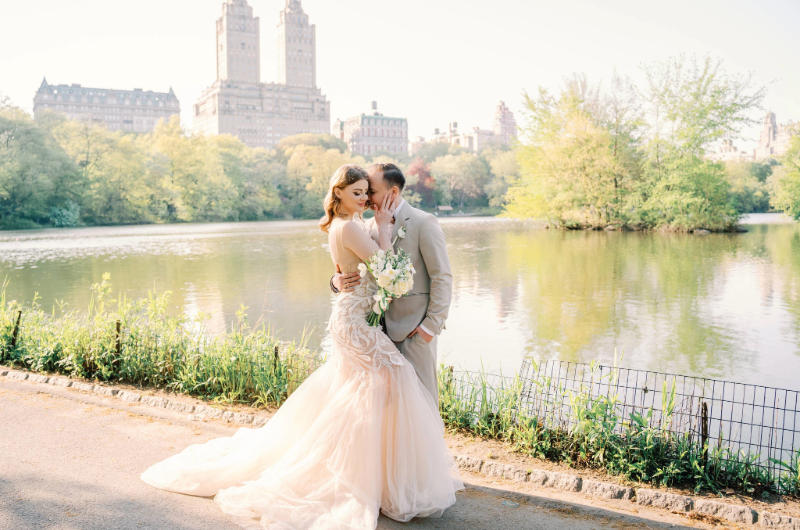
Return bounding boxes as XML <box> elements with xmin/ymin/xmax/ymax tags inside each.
<box><xmin>277</xmin><ymin>0</ymin><xmax>316</xmax><ymax>88</ymax></box>
<box><xmin>493</xmin><ymin>101</ymin><xmax>518</xmax><ymax>145</ymax></box>
<box><xmin>216</xmin><ymin>0</ymin><xmax>261</xmax><ymax>84</ymax></box>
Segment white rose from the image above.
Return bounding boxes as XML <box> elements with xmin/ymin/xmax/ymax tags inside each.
<box><xmin>378</xmin><ymin>274</ymin><xmax>392</xmax><ymax>288</ymax></box>
<box><xmin>398</xmin><ymin>226</ymin><xmax>406</xmax><ymax>238</ymax></box>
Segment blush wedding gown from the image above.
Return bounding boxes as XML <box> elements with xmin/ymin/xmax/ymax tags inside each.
<box><xmin>141</xmin><ymin>226</ymin><xmax>463</xmax><ymax>529</ymax></box>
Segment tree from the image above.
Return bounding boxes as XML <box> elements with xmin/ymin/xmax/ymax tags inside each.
<box><xmin>505</xmin><ymin>80</ymin><xmax>634</xmax><ymax>227</ymax></box>
<box><xmin>430</xmin><ymin>152</ymin><xmax>490</xmax><ymax>208</ymax></box>
<box><xmin>769</xmin><ymin>135</ymin><xmax>800</xmax><ymax>219</ymax></box>
<box><xmin>725</xmin><ymin>161</ymin><xmax>772</xmax><ymax>214</ymax></box>
<box><xmin>278</xmin><ymin>133</ymin><xmax>346</xmax><ymax>157</ymax></box>
<box><xmin>637</xmin><ymin>56</ymin><xmax>764</xmax><ymax>230</ymax></box>
<box><xmin>0</xmin><ymin>106</ymin><xmax>82</xmax><ymax>228</ymax></box>
<box><xmin>406</xmin><ymin>157</ymin><xmax>436</xmax><ymax>208</ymax></box>
<box><xmin>482</xmin><ymin>147</ymin><xmax>519</xmax><ymax>208</ymax></box>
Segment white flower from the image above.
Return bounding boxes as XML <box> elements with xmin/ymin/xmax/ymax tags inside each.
<box><xmin>231</xmin><ymin>356</ymin><xmax>237</xmax><ymax>362</ymax></box>
<box><xmin>357</xmin><ymin>263</ymin><xmax>367</xmax><ymax>277</ymax></box>
<box><xmin>398</xmin><ymin>226</ymin><xmax>406</xmax><ymax>238</ymax></box>
<box><xmin>372</xmin><ymin>301</ymin><xmax>381</xmax><ymax>313</ymax></box>
<box><xmin>377</xmin><ymin>273</ymin><xmax>392</xmax><ymax>288</ymax></box>
<box><xmin>376</xmin><ymin>249</ymin><xmax>385</xmax><ymax>259</ymax></box>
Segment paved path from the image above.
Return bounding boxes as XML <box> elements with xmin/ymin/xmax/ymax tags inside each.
<box><xmin>0</xmin><ymin>379</ymin><xmax>697</xmax><ymax>530</ymax></box>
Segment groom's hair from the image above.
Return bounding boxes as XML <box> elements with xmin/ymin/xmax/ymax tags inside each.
<box><xmin>368</xmin><ymin>163</ymin><xmax>405</xmax><ymax>192</ymax></box>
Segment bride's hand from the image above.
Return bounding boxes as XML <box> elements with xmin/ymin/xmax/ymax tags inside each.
<box><xmin>374</xmin><ymin>195</ymin><xmax>399</xmax><ymax>230</ymax></box>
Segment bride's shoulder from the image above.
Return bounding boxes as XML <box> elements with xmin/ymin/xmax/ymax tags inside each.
<box><xmin>332</xmin><ymin>218</ymin><xmax>368</xmax><ymax>236</ymax></box>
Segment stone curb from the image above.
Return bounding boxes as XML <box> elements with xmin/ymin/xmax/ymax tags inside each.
<box><xmin>453</xmin><ymin>454</ymin><xmax>792</xmax><ymax>527</ymax></box>
<box><xmin>760</xmin><ymin>512</ymin><xmax>800</xmax><ymax>529</ymax></box>
<box><xmin>1</xmin><ymin>367</ymin><xmax>796</xmax><ymax>528</ymax></box>
<box><xmin>0</xmin><ymin>367</ymin><xmax>271</xmax><ymax>432</ymax></box>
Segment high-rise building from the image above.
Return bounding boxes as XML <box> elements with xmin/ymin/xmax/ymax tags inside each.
<box><xmin>32</xmin><ymin>79</ymin><xmax>180</xmax><ymax>133</ymax></box>
<box><xmin>334</xmin><ymin>102</ymin><xmax>408</xmax><ymax>156</ymax></box>
<box><xmin>193</xmin><ymin>0</ymin><xmax>330</xmax><ymax>149</ymax></box>
<box><xmin>277</xmin><ymin>0</ymin><xmax>316</xmax><ymax>89</ymax></box>
<box><xmin>493</xmin><ymin>101</ymin><xmax>517</xmax><ymax>145</ymax></box>
<box><xmin>754</xmin><ymin>112</ymin><xmax>796</xmax><ymax>160</ymax></box>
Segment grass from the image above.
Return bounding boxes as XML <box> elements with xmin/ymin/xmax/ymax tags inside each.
<box><xmin>2</xmin><ymin>275</ymin><xmax>798</xmax><ymax>497</ymax></box>
<box><xmin>0</xmin><ymin>274</ymin><xmax>318</xmax><ymax>408</ymax></box>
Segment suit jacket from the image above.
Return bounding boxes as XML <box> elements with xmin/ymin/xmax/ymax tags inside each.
<box><xmin>366</xmin><ymin>202</ymin><xmax>453</xmax><ymax>343</ymax></box>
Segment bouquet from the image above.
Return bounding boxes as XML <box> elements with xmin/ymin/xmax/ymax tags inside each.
<box><xmin>358</xmin><ymin>248</ymin><xmax>415</xmax><ymax>327</ymax></box>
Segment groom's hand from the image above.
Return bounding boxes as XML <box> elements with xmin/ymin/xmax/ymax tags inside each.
<box><xmin>333</xmin><ymin>264</ymin><xmax>360</xmax><ymax>293</ymax></box>
<box><xmin>408</xmin><ymin>326</ymin><xmax>433</xmax><ymax>343</ymax></box>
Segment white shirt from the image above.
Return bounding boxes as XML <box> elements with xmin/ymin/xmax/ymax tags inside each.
<box><xmin>393</xmin><ymin>199</ymin><xmax>407</xmax><ymax>221</ymax></box>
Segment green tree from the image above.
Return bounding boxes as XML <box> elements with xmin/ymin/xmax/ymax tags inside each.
<box><xmin>769</xmin><ymin>135</ymin><xmax>800</xmax><ymax>219</ymax></box>
<box><xmin>0</xmin><ymin>107</ymin><xmax>82</xmax><ymax>228</ymax></box>
<box><xmin>724</xmin><ymin>161</ymin><xmax>772</xmax><ymax>214</ymax></box>
<box><xmin>637</xmin><ymin>56</ymin><xmax>764</xmax><ymax>230</ymax></box>
<box><xmin>505</xmin><ymin>80</ymin><xmax>634</xmax><ymax>227</ymax></box>
<box><xmin>430</xmin><ymin>152</ymin><xmax>490</xmax><ymax>208</ymax></box>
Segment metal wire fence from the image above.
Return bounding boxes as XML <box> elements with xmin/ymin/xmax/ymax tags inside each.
<box><xmin>515</xmin><ymin>358</ymin><xmax>800</xmax><ymax>481</ymax></box>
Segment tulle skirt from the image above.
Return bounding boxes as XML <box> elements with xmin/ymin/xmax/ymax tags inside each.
<box><xmin>141</xmin><ymin>282</ymin><xmax>463</xmax><ymax>529</ymax></box>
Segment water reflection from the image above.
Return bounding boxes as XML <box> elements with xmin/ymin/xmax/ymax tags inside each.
<box><xmin>1</xmin><ymin>217</ymin><xmax>799</xmax><ymax>390</ymax></box>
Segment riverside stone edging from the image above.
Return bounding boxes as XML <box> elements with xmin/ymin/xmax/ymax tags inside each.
<box><xmin>1</xmin><ymin>368</ymin><xmax>795</xmax><ymax>528</ymax></box>
<box><xmin>452</xmin><ymin>454</ymin><xmax>792</xmax><ymax>527</ymax></box>
<box><xmin>0</xmin><ymin>367</ymin><xmax>269</xmax><ymax>429</ymax></box>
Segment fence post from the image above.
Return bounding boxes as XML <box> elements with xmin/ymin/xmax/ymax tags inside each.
<box><xmin>701</xmin><ymin>401</ymin><xmax>709</xmax><ymax>468</ymax></box>
<box><xmin>115</xmin><ymin>320</ymin><xmax>122</xmax><ymax>355</ymax></box>
<box><xmin>10</xmin><ymin>310</ymin><xmax>22</xmax><ymax>349</ymax></box>
<box><xmin>273</xmin><ymin>345</ymin><xmax>279</xmax><ymax>373</ymax></box>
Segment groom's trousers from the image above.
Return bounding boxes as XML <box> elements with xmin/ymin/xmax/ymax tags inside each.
<box><xmin>394</xmin><ymin>334</ymin><xmax>439</xmax><ymax>406</ymax></box>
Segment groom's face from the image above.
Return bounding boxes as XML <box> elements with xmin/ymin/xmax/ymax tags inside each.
<box><xmin>367</xmin><ymin>171</ymin><xmax>398</xmax><ymax>211</ymax></box>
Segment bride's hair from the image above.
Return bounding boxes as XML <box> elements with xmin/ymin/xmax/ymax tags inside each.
<box><xmin>319</xmin><ymin>164</ymin><xmax>370</xmax><ymax>233</ymax></box>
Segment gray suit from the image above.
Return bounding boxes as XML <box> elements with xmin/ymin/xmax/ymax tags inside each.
<box><xmin>365</xmin><ymin>202</ymin><xmax>453</xmax><ymax>402</ymax></box>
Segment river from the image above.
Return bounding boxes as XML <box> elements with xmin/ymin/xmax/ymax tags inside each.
<box><xmin>1</xmin><ymin>214</ymin><xmax>799</xmax><ymax>390</ymax></box>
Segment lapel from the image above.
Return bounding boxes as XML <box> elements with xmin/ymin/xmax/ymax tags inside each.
<box><xmin>392</xmin><ymin>202</ymin><xmax>411</xmax><ymax>252</ymax></box>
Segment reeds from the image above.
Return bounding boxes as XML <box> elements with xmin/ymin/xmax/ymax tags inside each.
<box><xmin>0</xmin><ymin>275</ymin><xmax>319</xmax><ymax>408</ymax></box>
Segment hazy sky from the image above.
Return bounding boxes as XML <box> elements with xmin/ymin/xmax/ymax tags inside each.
<box><xmin>2</xmin><ymin>0</ymin><xmax>798</xmax><ymax>149</ymax></box>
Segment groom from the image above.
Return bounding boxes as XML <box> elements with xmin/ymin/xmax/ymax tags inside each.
<box><xmin>331</xmin><ymin>163</ymin><xmax>452</xmax><ymax>403</ymax></box>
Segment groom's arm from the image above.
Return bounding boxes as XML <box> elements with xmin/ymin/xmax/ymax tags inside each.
<box><xmin>418</xmin><ymin>214</ymin><xmax>452</xmax><ymax>335</ymax></box>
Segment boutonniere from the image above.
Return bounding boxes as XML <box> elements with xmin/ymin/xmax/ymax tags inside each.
<box><xmin>393</xmin><ymin>226</ymin><xmax>406</xmax><ymax>246</ymax></box>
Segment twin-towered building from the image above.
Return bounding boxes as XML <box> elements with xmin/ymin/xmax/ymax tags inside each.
<box><xmin>193</xmin><ymin>0</ymin><xmax>330</xmax><ymax>149</ymax></box>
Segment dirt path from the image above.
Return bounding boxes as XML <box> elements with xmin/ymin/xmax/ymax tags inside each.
<box><xmin>0</xmin><ymin>378</ymin><xmax>701</xmax><ymax>529</ymax></box>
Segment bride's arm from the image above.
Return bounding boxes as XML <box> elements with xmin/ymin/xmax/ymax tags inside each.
<box><xmin>342</xmin><ymin>196</ymin><xmax>398</xmax><ymax>259</ymax></box>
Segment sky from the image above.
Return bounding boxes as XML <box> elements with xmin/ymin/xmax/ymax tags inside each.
<box><xmin>2</xmin><ymin>0</ymin><xmax>798</xmax><ymax>151</ymax></box>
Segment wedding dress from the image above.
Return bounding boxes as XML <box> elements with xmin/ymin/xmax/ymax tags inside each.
<box><xmin>141</xmin><ymin>220</ymin><xmax>463</xmax><ymax>529</ymax></box>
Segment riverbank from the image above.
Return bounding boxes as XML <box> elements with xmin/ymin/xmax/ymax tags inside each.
<box><xmin>3</xmin><ymin>276</ymin><xmax>798</xmax><ymax>499</ymax></box>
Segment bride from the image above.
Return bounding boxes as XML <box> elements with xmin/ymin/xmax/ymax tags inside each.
<box><xmin>141</xmin><ymin>164</ymin><xmax>463</xmax><ymax>529</ymax></box>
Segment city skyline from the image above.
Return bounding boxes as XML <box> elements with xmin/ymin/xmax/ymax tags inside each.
<box><xmin>2</xmin><ymin>0</ymin><xmax>799</xmax><ymax>150</ymax></box>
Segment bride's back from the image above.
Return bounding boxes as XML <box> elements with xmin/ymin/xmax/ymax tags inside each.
<box><xmin>329</xmin><ymin>218</ymin><xmax>365</xmax><ymax>274</ymax></box>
